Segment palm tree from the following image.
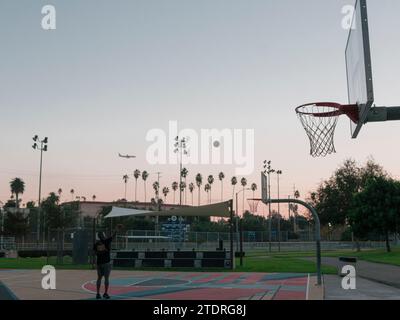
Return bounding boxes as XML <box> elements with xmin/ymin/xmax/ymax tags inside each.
<box><xmin>231</xmin><ymin>176</ymin><xmax>238</xmax><ymax>200</ymax></box>
<box><xmin>70</xmin><ymin>189</ymin><xmax>74</xmax><ymax>201</ymax></box>
<box><xmin>250</xmin><ymin>183</ymin><xmax>257</xmax><ymax>212</ymax></box>
<box><xmin>152</xmin><ymin>181</ymin><xmax>160</xmax><ymax>200</ymax></box>
<box><xmin>172</xmin><ymin>182</ymin><xmax>178</xmax><ymax>204</ymax></box>
<box><xmin>142</xmin><ymin>171</ymin><xmax>149</xmax><ymax>203</ymax></box>
<box><xmin>179</xmin><ymin>181</ymin><xmax>186</xmax><ymax>205</ymax></box>
<box><xmin>195</xmin><ymin>174</ymin><xmax>203</xmax><ymax>206</ymax></box>
<box><xmin>123</xmin><ymin>174</ymin><xmax>129</xmax><ymax>200</ymax></box>
<box><xmin>162</xmin><ymin>187</ymin><xmax>169</xmax><ymax>202</ymax></box>
<box><xmin>10</xmin><ymin>178</ymin><xmax>25</xmax><ymax>209</ymax></box>
<box><xmin>207</xmin><ymin>175</ymin><xmax>214</xmax><ymax>204</ymax></box>
<box><xmin>251</xmin><ymin>183</ymin><xmax>257</xmax><ymax>199</ymax></box>
<box><xmin>204</xmin><ymin>184</ymin><xmax>211</xmax><ymax>203</ymax></box>
<box><xmin>92</xmin><ymin>195</ymin><xmax>96</xmax><ymax>201</ymax></box>
<box><xmin>81</xmin><ymin>196</ymin><xmax>87</xmax><ymax>202</ymax></box>
<box><xmin>218</xmin><ymin>172</ymin><xmax>225</xmax><ymax>202</ymax></box>
<box><xmin>240</xmin><ymin>177</ymin><xmax>247</xmax><ymax>214</ymax></box>
<box><xmin>133</xmin><ymin>169</ymin><xmax>141</xmax><ymax>202</ymax></box>
<box><xmin>188</xmin><ymin>183</ymin><xmax>195</xmax><ymax>205</ymax></box>
<box><xmin>181</xmin><ymin>168</ymin><xmax>189</xmax><ymax>204</ymax></box>
<box><xmin>57</xmin><ymin>188</ymin><xmax>62</xmax><ymax>203</ymax></box>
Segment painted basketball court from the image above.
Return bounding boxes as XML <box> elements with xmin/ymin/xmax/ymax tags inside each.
<box><xmin>0</xmin><ymin>269</ymin><xmax>318</xmax><ymax>300</ymax></box>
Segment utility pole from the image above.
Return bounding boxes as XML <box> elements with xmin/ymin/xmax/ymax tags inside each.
<box><xmin>32</xmin><ymin>135</ymin><xmax>48</xmax><ymax>243</ymax></box>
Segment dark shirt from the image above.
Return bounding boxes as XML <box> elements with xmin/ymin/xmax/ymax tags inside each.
<box><xmin>93</xmin><ymin>237</ymin><xmax>112</xmax><ymax>265</ymax></box>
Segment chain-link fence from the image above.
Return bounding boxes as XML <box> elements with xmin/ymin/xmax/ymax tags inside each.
<box><xmin>5</xmin><ymin>227</ymin><xmax>396</xmax><ymax>267</ymax></box>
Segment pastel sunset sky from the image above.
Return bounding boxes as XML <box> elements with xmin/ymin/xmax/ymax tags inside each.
<box><xmin>1</xmin><ymin>0</ymin><xmax>399</xmax><ymax>216</ymax></box>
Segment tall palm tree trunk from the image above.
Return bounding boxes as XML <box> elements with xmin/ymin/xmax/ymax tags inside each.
<box><xmin>135</xmin><ymin>179</ymin><xmax>138</xmax><ymax>202</ymax></box>
<box><xmin>242</xmin><ymin>187</ymin><xmax>245</xmax><ymax>214</ymax></box>
<box><xmin>184</xmin><ymin>178</ymin><xmax>187</xmax><ymax>205</ymax></box>
<box><xmin>198</xmin><ymin>188</ymin><xmax>201</xmax><ymax>206</ymax></box>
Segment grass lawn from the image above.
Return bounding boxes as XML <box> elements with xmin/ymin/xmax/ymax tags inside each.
<box><xmin>246</xmin><ymin>246</ymin><xmax>400</xmax><ymax>267</ymax></box>
<box><xmin>1</xmin><ymin>247</ymin><xmax>398</xmax><ymax>273</ymax></box>
<box><xmin>0</xmin><ymin>254</ymin><xmax>336</xmax><ymax>274</ymax></box>
<box><xmin>235</xmin><ymin>255</ymin><xmax>337</xmax><ymax>274</ymax></box>
<box><xmin>324</xmin><ymin>247</ymin><xmax>400</xmax><ymax>266</ymax></box>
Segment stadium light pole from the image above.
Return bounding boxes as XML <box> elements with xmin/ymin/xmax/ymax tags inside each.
<box><xmin>32</xmin><ymin>135</ymin><xmax>48</xmax><ymax>243</ymax></box>
<box><xmin>276</xmin><ymin>170</ymin><xmax>282</xmax><ymax>252</ymax></box>
<box><xmin>263</xmin><ymin>160</ymin><xmax>275</xmax><ymax>253</ymax></box>
<box><xmin>174</xmin><ymin>136</ymin><xmax>188</xmax><ymax>206</ymax></box>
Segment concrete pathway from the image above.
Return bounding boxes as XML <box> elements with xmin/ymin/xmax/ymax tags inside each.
<box><xmin>316</xmin><ymin>257</ymin><xmax>400</xmax><ymax>288</ymax></box>
<box><xmin>305</xmin><ymin>256</ymin><xmax>400</xmax><ymax>299</ymax></box>
<box><xmin>324</xmin><ymin>275</ymin><xmax>400</xmax><ymax>300</ymax></box>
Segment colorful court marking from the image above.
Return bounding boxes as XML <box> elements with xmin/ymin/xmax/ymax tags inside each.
<box><xmin>0</xmin><ymin>269</ymin><xmax>310</xmax><ymax>300</ymax></box>
<box><xmin>82</xmin><ymin>272</ymin><xmax>309</xmax><ymax>300</ymax></box>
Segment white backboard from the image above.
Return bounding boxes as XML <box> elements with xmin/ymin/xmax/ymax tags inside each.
<box><xmin>345</xmin><ymin>0</ymin><xmax>374</xmax><ymax>138</ymax></box>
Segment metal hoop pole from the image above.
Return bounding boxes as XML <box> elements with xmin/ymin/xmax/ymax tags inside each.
<box><xmin>263</xmin><ymin>198</ymin><xmax>322</xmax><ymax>286</ymax></box>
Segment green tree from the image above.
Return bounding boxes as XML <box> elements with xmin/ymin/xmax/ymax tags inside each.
<box><xmin>172</xmin><ymin>181</ymin><xmax>178</xmax><ymax>204</ymax></box>
<box><xmin>195</xmin><ymin>174</ymin><xmax>203</xmax><ymax>206</ymax></box>
<box><xmin>218</xmin><ymin>172</ymin><xmax>225</xmax><ymax>202</ymax></box>
<box><xmin>153</xmin><ymin>181</ymin><xmax>160</xmax><ymax>199</ymax></box>
<box><xmin>349</xmin><ymin>176</ymin><xmax>400</xmax><ymax>252</ymax></box>
<box><xmin>207</xmin><ymin>175</ymin><xmax>214</xmax><ymax>204</ymax></box>
<box><xmin>142</xmin><ymin>171</ymin><xmax>149</xmax><ymax>203</ymax></box>
<box><xmin>309</xmin><ymin>158</ymin><xmax>387</xmax><ymax>227</ymax></box>
<box><xmin>204</xmin><ymin>184</ymin><xmax>211</xmax><ymax>203</ymax></box>
<box><xmin>240</xmin><ymin>178</ymin><xmax>247</xmax><ymax>214</ymax></box>
<box><xmin>42</xmin><ymin>193</ymin><xmax>79</xmax><ymax>230</ymax></box>
<box><xmin>122</xmin><ymin>174</ymin><xmax>129</xmax><ymax>200</ymax></box>
<box><xmin>162</xmin><ymin>187</ymin><xmax>169</xmax><ymax>202</ymax></box>
<box><xmin>4</xmin><ymin>209</ymin><xmax>29</xmax><ymax>240</ymax></box>
<box><xmin>10</xmin><ymin>178</ymin><xmax>25</xmax><ymax>209</ymax></box>
<box><xmin>133</xmin><ymin>169</ymin><xmax>141</xmax><ymax>202</ymax></box>
<box><xmin>231</xmin><ymin>176</ymin><xmax>238</xmax><ymax>200</ymax></box>
<box><xmin>181</xmin><ymin>168</ymin><xmax>189</xmax><ymax>204</ymax></box>
<box><xmin>188</xmin><ymin>182</ymin><xmax>195</xmax><ymax>205</ymax></box>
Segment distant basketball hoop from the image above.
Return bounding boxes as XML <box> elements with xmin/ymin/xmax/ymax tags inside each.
<box><xmin>247</xmin><ymin>198</ymin><xmax>261</xmax><ymax>214</ymax></box>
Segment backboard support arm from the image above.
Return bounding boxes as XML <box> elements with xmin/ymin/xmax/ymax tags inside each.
<box><xmin>366</xmin><ymin>106</ymin><xmax>400</xmax><ymax>123</ymax></box>
<box><xmin>263</xmin><ymin>197</ymin><xmax>322</xmax><ymax>286</ymax></box>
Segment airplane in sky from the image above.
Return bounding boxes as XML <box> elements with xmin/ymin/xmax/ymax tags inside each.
<box><xmin>118</xmin><ymin>153</ymin><xmax>136</xmax><ymax>159</ymax></box>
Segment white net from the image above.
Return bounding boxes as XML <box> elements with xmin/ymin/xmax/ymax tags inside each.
<box><xmin>296</xmin><ymin>103</ymin><xmax>341</xmax><ymax>157</ymax></box>
<box><xmin>247</xmin><ymin>199</ymin><xmax>261</xmax><ymax>213</ymax></box>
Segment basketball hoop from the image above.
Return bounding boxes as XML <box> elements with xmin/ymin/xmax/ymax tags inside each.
<box><xmin>247</xmin><ymin>198</ymin><xmax>261</xmax><ymax>213</ymax></box>
<box><xmin>296</xmin><ymin>102</ymin><xmax>359</xmax><ymax>157</ymax></box>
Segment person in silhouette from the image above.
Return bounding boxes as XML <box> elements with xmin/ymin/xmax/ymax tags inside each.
<box><xmin>93</xmin><ymin>224</ymin><xmax>123</xmax><ymax>299</ymax></box>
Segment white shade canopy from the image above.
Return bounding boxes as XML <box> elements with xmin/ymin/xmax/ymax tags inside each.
<box><xmin>103</xmin><ymin>207</ymin><xmax>151</xmax><ymax>219</ymax></box>
<box><xmin>104</xmin><ymin>201</ymin><xmax>232</xmax><ymax>219</ymax></box>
